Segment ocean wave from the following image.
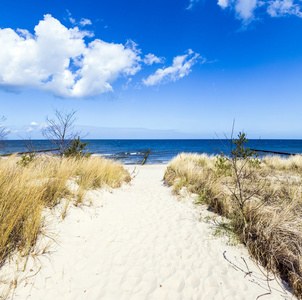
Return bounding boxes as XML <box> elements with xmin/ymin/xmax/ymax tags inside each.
<box><xmin>124</xmin><ymin>152</ymin><xmax>140</xmax><ymax>155</ymax></box>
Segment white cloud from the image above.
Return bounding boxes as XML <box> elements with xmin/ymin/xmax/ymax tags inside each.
<box><xmin>122</xmin><ymin>78</ymin><xmax>132</xmax><ymax>90</ymax></box>
<box><xmin>26</xmin><ymin>127</ymin><xmax>34</xmax><ymax>132</ymax></box>
<box><xmin>66</xmin><ymin>10</ymin><xmax>92</xmax><ymax>27</ymax></box>
<box><xmin>186</xmin><ymin>0</ymin><xmax>199</xmax><ymax>10</ymax></box>
<box><xmin>235</xmin><ymin>0</ymin><xmax>258</xmax><ymax>20</ymax></box>
<box><xmin>143</xmin><ymin>54</ymin><xmax>164</xmax><ymax>65</ymax></box>
<box><xmin>0</xmin><ymin>15</ymin><xmax>141</xmax><ymax>98</ymax></box>
<box><xmin>218</xmin><ymin>0</ymin><xmax>302</xmax><ymax>22</ymax></box>
<box><xmin>69</xmin><ymin>17</ymin><xmax>76</xmax><ymax>24</ymax></box>
<box><xmin>39</xmin><ymin>123</ymin><xmax>49</xmax><ymax>129</ymax></box>
<box><xmin>16</xmin><ymin>29</ymin><xmax>34</xmax><ymax>39</ymax></box>
<box><xmin>143</xmin><ymin>50</ymin><xmax>200</xmax><ymax>86</ymax></box>
<box><xmin>267</xmin><ymin>0</ymin><xmax>302</xmax><ymax>17</ymax></box>
<box><xmin>218</xmin><ymin>0</ymin><xmax>229</xmax><ymax>9</ymax></box>
<box><xmin>217</xmin><ymin>0</ymin><xmax>259</xmax><ymax>21</ymax></box>
<box><xmin>30</xmin><ymin>121</ymin><xmax>38</xmax><ymax>126</ymax></box>
<box><xmin>80</xmin><ymin>18</ymin><xmax>92</xmax><ymax>26</ymax></box>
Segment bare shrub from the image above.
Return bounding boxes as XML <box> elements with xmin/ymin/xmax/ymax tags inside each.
<box><xmin>42</xmin><ymin>109</ymin><xmax>81</xmax><ymax>156</ymax></box>
<box><xmin>164</xmin><ymin>152</ymin><xmax>302</xmax><ymax>298</ymax></box>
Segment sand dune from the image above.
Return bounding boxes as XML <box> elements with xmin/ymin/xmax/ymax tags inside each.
<box><xmin>4</xmin><ymin>165</ymin><xmax>295</xmax><ymax>299</ymax></box>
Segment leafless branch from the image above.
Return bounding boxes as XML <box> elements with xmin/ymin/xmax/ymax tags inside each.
<box><xmin>42</xmin><ymin>109</ymin><xmax>81</xmax><ymax>156</ymax></box>
<box><xmin>18</xmin><ymin>134</ymin><xmax>36</xmax><ymax>154</ymax></box>
<box><xmin>0</xmin><ymin>116</ymin><xmax>9</xmax><ymax>150</ymax></box>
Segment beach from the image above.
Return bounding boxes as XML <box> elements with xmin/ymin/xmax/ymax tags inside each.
<box><xmin>1</xmin><ymin>1</ymin><xmax>301</xmax><ymax>298</ymax></box>
<box><xmin>3</xmin><ymin>164</ymin><xmax>295</xmax><ymax>300</ymax></box>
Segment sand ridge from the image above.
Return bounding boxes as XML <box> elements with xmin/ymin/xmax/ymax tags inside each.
<box><xmin>6</xmin><ymin>164</ymin><xmax>295</xmax><ymax>300</ymax></box>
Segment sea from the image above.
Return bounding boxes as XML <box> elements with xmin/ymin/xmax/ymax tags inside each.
<box><xmin>1</xmin><ymin>139</ymin><xmax>302</xmax><ymax>164</ymax></box>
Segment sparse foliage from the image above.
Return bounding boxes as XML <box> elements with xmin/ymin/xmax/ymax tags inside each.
<box><xmin>231</xmin><ymin>132</ymin><xmax>261</xmax><ymax>168</ymax></box>
<box><xmin>18</xmin><ymin>153</ymin><xmax>35</xmax><ymax>166</ymax></box>
<box><xmin>64</xmin><ymin>137</ymin><xmax>90</xmax><ymax>158</ymax></box>
<box><xmin>42</xmin><ymin>109</ymin><xmax>81</xmax><ymax>156</ymax></box>
<box><xmin>22</xmin><ymin>134</ymin><xmax>36</xmax><ymax>154</ymax></box>
<box><xmin>232</xmin><ymin>132</ymin><xmax>256</xmax><ymax>159</ymax></box>
<box><xmin>16</xmin><ymin>135</ymin><xmax>37</xmax><ymax>166</ymax></box>
<box><xmin>165</xmin><ymin>151</ymin><xmax>302</xmax><ymax>298</ymax></box>
<box><xmin>214</xmin><ymin>152</ymin><xmax>231</xmax><ymax>176</ymax></box>
<box><xmin>228</xmin><ymin>131</ymin><xmax>263</xmax><ymax>226</ymax></box>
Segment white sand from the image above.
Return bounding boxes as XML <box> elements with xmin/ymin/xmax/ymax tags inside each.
<box><xmin>3</xmin><ymin>165</ymin><xmax>295</xmax><ymax>299</ymax></box>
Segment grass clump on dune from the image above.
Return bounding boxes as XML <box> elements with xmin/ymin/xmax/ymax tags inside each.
<box><xmin>165</xmin><ymin>146</ymin><xmax>302</xmax><ymax>298</ymax></box>
<box><xmin>0</xmin><ymin>155</ymin><xmax>130</xmax><ymax>266</ymax></box>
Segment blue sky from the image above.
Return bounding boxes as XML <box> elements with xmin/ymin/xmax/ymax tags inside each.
<box><xmin>1</xmin><ymin>0</ymin><xmax>302</xmax><ymax>139</ymax></box>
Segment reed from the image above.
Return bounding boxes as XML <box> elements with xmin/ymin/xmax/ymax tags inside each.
<box><xmin>0</xmin><ymin>155</ymin><xmax>130</xmax><ymax>266</ymax></box>
<box><xmin>164</xmin><ymin>153</ymin><xmax>302</xmax><ymax>298</ymax></box>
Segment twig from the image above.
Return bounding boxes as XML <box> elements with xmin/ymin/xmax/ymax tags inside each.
<box><xmin>242</xmin><ymin>257</ymin><xmax>253</xmax><ymax>278</ymax></box>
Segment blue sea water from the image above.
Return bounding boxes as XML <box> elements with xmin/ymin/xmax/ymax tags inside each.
<box><xmin>1</xmin><ymin>139</ymin><xmax>302</xmax><ymax>164</ymax></box>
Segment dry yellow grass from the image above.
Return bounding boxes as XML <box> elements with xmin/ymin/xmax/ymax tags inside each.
<box><xmin>263</xmin><ymin>155</ymin><xmax>302</xmax><ymax>172</ymax></box>
<box><xmin>165</xmin><ymin>153</ymin><xmax>302</xmax><ymax>298</ymax></box>
<box><xmin>0</xmin><ymin>155</ymin><xmax>130</xmax><ymax>267</ymax></box>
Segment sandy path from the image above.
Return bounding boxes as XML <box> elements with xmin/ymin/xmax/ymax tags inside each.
<box><xmin>7</xmin><ymin>165</ymin><xmax>294</xmax><ymax>300</ymax></box>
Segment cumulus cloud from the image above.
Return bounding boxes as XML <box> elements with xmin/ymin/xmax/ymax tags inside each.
<box><xmin>0</xmin><ymin>15</ymin><xmax>142</xmax><ymax>98</ymax></box>
<box><xmin>30</xmin><ymin>122</ymin><xmax>38</xmax><ymax>126</ymax></box>
<box><xmin>218</xmin><ymin>0</ymin><xmax>302</xmax><ymax>22</ymax></box>
<box><xmin>143</xmin><ymin>54</ymin><xmax>164</xmax><ymax>65</ymax></box>
<box><xmin>143</xmin><ymin>50</ymin><xmax>200</xmax><ymax>86</ymax></box>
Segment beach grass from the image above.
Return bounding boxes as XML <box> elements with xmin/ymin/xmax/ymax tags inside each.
<box><xmin>164</xmin><ymin>153</ymin><xmax>302</xmax><ymax>298</ymax></box>
<box><xmin>0</xmin><ymin>155</ymin><xmax>130</xmax><ymax>266</ymax></box>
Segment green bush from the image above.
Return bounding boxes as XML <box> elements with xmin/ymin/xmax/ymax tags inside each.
<box><xmin>64</xmin><ymin>137</ymin><xmax>90</xmax><ymax>158</ymax></box>
<box><xmin>18</xmin><ymin>153</ymin><xmax>35</xmax><ymax>166</ymax></box>
<box><xmin>232</xmin><ymin>132</ymin><xmax>261</xmax><ymax>168</ymax></box>
<box><xmin>214</xmin><ymin>152</ymin><xmax>231</xmax><ymax>176</ymax></box>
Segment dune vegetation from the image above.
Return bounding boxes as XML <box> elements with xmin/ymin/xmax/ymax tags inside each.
<box><xmin>0</xmin><ymin>155</ymin><xmax>131</xmax><ymax>268</ymax></box>
<box><xmin>164</xmin><ymin>138</ymin><xmax>302</xmax><ymax>298</ymax></box>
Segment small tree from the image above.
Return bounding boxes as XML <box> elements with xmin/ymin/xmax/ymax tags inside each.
<box><xmin>214</xmin><ymin>123</ymin><xmax>263</xmax><ymax>227</ymax></box>
<box><xmin>228</xmin><ymin>131</ymin><xmax>262</xmax><ymax>227</ymax></box>
<box><xmin>42</xmin><ymin>109</ymin><xmax>81</xmax><ymax>156</ymax></box>
<box><xmin>231</xmin><ymin>132</ymin><xmax>260</xmax><ymax>167</ymax></box>
<box><xmin>64</xmin><ymin>137</ymin><xmax>90</xmax><ymax>158</ymax></box>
